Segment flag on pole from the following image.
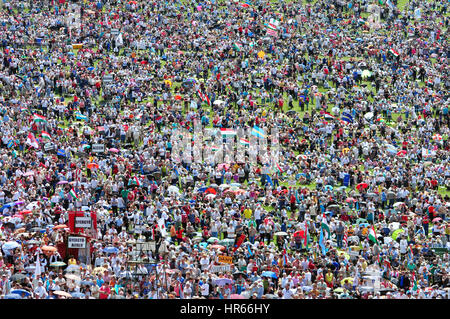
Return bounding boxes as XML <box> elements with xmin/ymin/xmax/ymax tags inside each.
<box><xmin>275</xmin><ymin>162</ymin><xmax>283</xmax><ymax>173</ymax></box>
<box><xmin>321</xmin><ymin>213</ymin><xmax>330</xmax><ymax>239</ymax></box>
<box><xmin>205</xmin><ymin>94</ymin><xmax>211</xmax><ymax>107</ymax></box>
<box><xmin>251</xmin><ymin>125</ymin><xmax>266</xmax><ymax>138</ymax></box>
<box><xmin>282</xmin><ymin>247</ymin><xmax>288</xmax><ymax>266</ymax></box>
<box><xmin>33</xmin><ymin>113</ymin><xmax>47</xmax><ymax>123</ymax></box>
<box><xmin>69</xmin><ymin>188</ymin><xmax>78</xmax><ymax>200</ymax></box>
<box><xmin>197</xmin><ymin>89</ymin><xmax>205</xmax><ymax>101</ymax></box>
<box><xmin>26</xmin><ymin>132</ymin><xmax>39</xmax><ymax>149</ymax></box>
<box><xmin>239</xmin><ymin>138</ymin><xmax>250</xmax><ymax>146</ymax></box>
<box><xmin>233</xmin><ymin>42</ymin><xmax>243</xmax><ymax>51</ymax></box>
<box><xmin>75</xmin><ymin>111</ymin><xmax>88</xmax><ymax>121</ymax></box>
<box><xmin>34</xmin><ymin>253</ymin><xmax>42</xmax><ymax>279</ymax></box>
<box><xmin>368</xmin><ymin>225</ymin><xmax>378</xmax><ymax>244</ymax></box>
<box><xmin>134</xmin><ymin>176</ymin><xmax>140</xmax><ymax>187</ymax></box>
<box><xmin>319</xmin><ymin>228</ymin><xmax>327</xmax><ymax>255</ymax></box>
<box><xmin>389</xmin><ymin>48</ymin><xmax>399</xmax><ymax>57</ymax></box>
<box><xmin>41</xmin><ymin>131</ymin><xmax>51</xmax><ymax>141</ymax></box>
<box><xmin>220</xmin><ymin>128</ymin><xmax>237</xmax><ymax>136</ymax></box>
<box><xmin>341</xmin><ymin>112</ymin><xmax>354</xmax><ymax>124</ymax></box>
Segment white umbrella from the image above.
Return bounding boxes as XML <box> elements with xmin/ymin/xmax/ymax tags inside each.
<box><xmin>213</xmin><ymin>100</ymin><xmax>225</xmax><ymax>105</ymax></box>
<box><xmin>364</xmin><ymin>112</ymin><xmax>374</xmax><ymax>120</ymax></box>
<box><xmin>167</xmin><ymin>186</ymin><xmax>180</xmax><ymax>194</ymax></box>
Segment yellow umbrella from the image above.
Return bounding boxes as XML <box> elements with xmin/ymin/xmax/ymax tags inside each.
<box><xmin>337</xmin><ymin>251</ymin><xmax>350</xmax><ymax>260</ymax></box>
<box><xmin>257</xmin><ymin>50</ymin><xmax>265</xmax><ymax>59</ymax></box>
<box><xmin>341</xmin><ymin>277</ymin><xmax>354</xmax><ymax>286</ymax></box>
<box><xmin>93</xmin><ymin>267</ymin><xmax>108</xmax><ymax>274</ymax></box>
<box><xmin>164</xmin><ymin>80</ymin><xmax>172</xmax><ymax>87</ymax></box>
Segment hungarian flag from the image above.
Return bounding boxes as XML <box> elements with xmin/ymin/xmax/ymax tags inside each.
<box><xmin>368</xmin><ymin>225</ymin><xmax>378</xmax><ymax>244</ymax></box>
<box><xmin>205</xmin><ymin>94</ymin><xmax>211</xmax><ymax>106</ymax></box>
<box><xmin>41</xmin><ymin>131</ymin><xmax>51</xmax><ymax>140</ymax></box>
<box><xmin>239</xmin><ymin>138</ymin><xmax>250</xmax><ymax>146</ymax></box>
<box><xmin>33</xmin><ymin>113</ymin><xmax>47</xmax><ymax>123</ymax></box>
<box><xmin>26</xmin><ymin>132</ymin><xmax>39</xmax><ymax>149</ymax></box>
<box><xmin>220</xmin><ymin>128</ymin><xmax>237</xmax><ymax>136</ymax></box>
<box><xmin>282</xmin><ymin>247</ymin><xmax>288</xmax><ymax>266</ymax></box>
<box><xmin>343</xmin><ymin>231</ymin><xmax>348</xmax><ymax>248</ymax></box>
<box><xmin>69</xmin><ymin>188</ymin><xmax>78</xmax><ymax>200</ymax></box>
<box><xmin>266</xmin><ymin>29</ymin><xmax>278</xmax><ymax>37</ymax></box>
<box><xmin>389</xmin><ymin>48</ymin><xmax>399</xmax><ymax>57</ymax></box>
<box><xmin>197</xmin><ymin>89</ymin><xmax>205</xmax><ymax>101</ymax></box>
<box><xmin>133</xmin><ymin>176</ymin><xmax>140</xmax><ymax>186</ymax></box>
<box><xmin>275</xmin><ymin>162</ymin><xmax>283</xmax><ymax>173</ymax></box>
<box><xmin>233</xmin><ymin>42</ymin><xmax>243</xmax><ymax>52</ymax></box>
<box><xmin>321</xmin><ymin>214</ymin><xmax>330</xmax><ymax>239</ymax></box>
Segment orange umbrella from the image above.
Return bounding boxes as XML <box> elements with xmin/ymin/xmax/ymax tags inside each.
<box><xmin>41</xmin><ymin>245</ymin><xmax>57</xmax><ymax>252</ymax></box>
<box><xmin>87</xmin><ymin>163</ymin><xmax>99</xmax><ymax>169</ymax></box>
<box><xmin>175</xmin><ymin>95</ymin><xmax>182</xmax><ymax>100</ymax></box>
<box><xmin>205</xmin><ymin>188</ymin><xmax>217</xmax><ymax>195</ymax></box>
<box><xmin>53</xmin><ymin>224</ymin><xmax>68</xmax><ymax>230</ymax></box>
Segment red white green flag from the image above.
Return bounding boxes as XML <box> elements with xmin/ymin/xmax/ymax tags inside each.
<box><xmin>41</xmin><ymin>131</ymin><xmax>51</xmax><ymax>140</ymax></box>
<box><xmin>69</xmin><ymin>188</ymin><xmax>78</xmax><ymax>200</ymax></box>
<box><xmin>389</xmin><ymin>48</ymin><xmax>399</xmax><ymax>57</ymax></box>
<box><xmin>33</xmin><ymin>113</ymin><xmax>47</xmax><ymax>123</ymax></box>
<box><xmin>368</xmin><ymin>225</ymin><xmax>378</xmax><ymax>243</ymax></box>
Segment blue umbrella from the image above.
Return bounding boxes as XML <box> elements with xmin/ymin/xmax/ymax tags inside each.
<box><xmin>79</xmin><ymin>280</ymin><xmax>94</xmax><ymax>286</ymax></box>
<box><xmin>197</xmin><ymin>187</ymin><xmax>207</xmax><ymax>193</ymax></box>
<box><xmin>10</xmin><ymin>289</ymin><xmax>31</xmax><ymax>297</ymax></box>
<box><xmin>4</xmin><ymin>293</ymin><xmax>22</xmax><ymax>299</ymax></box>
<box><xmin>103</xmin><ymin>246</ymin><xmax>119</xmax><ymax>254</ymax></box>
<box><xmin>324</xmin><ymin>185</ymin><xmax>333</xmax><ymax>191</ymax></box>
<box><xmin>261</xmin><ymin>271</ymin><xmax>277</xmax><ymax>279</ymax></box>
<box><xmin>70</xmin><ymin>292</ymin><xmax>85</xmax><ymax>298</ymax></box>
<box><xmin>2</xmin><ymin>241</ymin><xmax>21</xmax><ymax>250</ymax></box>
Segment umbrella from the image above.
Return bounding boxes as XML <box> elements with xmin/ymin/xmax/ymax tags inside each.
<box><xmin>389</xmin><ymin>222</ymin><xmax>400</xmax><ymax>230</ymax></box>
<box><xmin>70</xmin><ymin>292</ymin><xmax>85</xmax><ymax>299</ymax></box>
<box><xmin>432</xmin><ymin>217</ymin><xmax>442</xmax><ymax>223</ymax></box>
<box><xmin>432</xmin><ymin>134</ymin><xmax>442</xmax><ymax>141</ymax></box>
<box><xmin>219</xmin><ymin>184</ymin><xmax>230</xmax><ymax>189</ymax></box>
<box><xmin>109</xmin><ymin>148</ymin><xmax>120</xmax><ymax>153</ymax></box>
<box><xmin>93</xmin><ymin>267</ymin><xmax>108</xmax><ymax>274</ymax></box>
<box><xmin>356</xmin><ymin>218</ymin><xmax>368</xmax><ymax>225</ymax></box>
<box><xmin>364</xmin><ymin>112</ymin><xmax>374</xmax><ymax>120</ymax></box>
<box><xmin>391</xmin><ymin>229</ymin><xmax>405</xmax><ymax>240</ymax></box>
<box><xmin>64</xmin><ymin>264</ymin><xmax>81</xmax><ymax>273</ymax></box>
<box><xmin>220</xmin><ymin>238</ymin><xmax>235</xmax><ymax>246</ymax></box>
<box><xmin>2</xmin><ymin>241</ymin><xmax>21</xmax><ymax>250</ymax></box>
<box><xmin>86</xmin><ymin>163</ymin><xmax>99</xmax><ymax>169</ymax></box>
<box><xmin>79</xmin><ymin>280</ymin><xmax>94</xmax><ymax>286</ymax></box>
<box><xmin>205</xmin><ymin>194</ymin><xmax>216</xmax><ymax>200</ymax></box>
<box><xmin>346</xmin><ymin>198</ymin><xmax>356</xmax><ymax>203</ymax></box>
<box><xmin>9</xmin><ymin>273</ymin><xmax>27</xmax><ymax>283</ymax></box>
<box><xmin>393</xmin><ymin>202</ymin><xmax>405</xmax><ymax>208</ymax></box>
<box><xmin>214</xmin><ymin>278</ymin><xmax>233</xmax><ymax>286</ymax></box>
<box><xmin>167</xmin><ymin>185</ymin><xmax>180</xmax><ymax>194</ymax></box>
<box><xmin>50</xmin><ymin>262</ymin><xmax>67</xmax><ymax>267</ymax></box>
<box><xmin>228</xmin><ymin>294</ymin><xmax>246</xmax><ymax>299</ymax></box>
<box><xmin>53</xmin><ymin>224</ymin><xmax>68</xmax><ymax>230</ymax></box>
<box><xmin>10</xmin><ymin>289</ymin><xmax>31</xmax><ymax>297</ymax></box>
<box><xmin>356</xmin><ymin>183</ymin><xmax>368</xmax><ymax>190</ymax></box>
<box><xmin>396</xmin><ymin>150</ymin><xmax>407</xmax><ymax>157</ymax></box>
<box><xmin>340</xmin><ymin>277</ymin><xmax>354</xmax><ymax>285</ymax></box>
<box><xmin>334</xmin><ymin>288</ymin><xmax>345</xmax><ymax>294</ymax></box>
<box><xmin>209</xmin><ymin>244</ymin><xmax>226</xmax><ymax>251</ymax></box>
<box><xmin>103</xmin><ymin>246</ymin><xmax>119</xmax><ymax>254</ymax></box>
<box><xmin>205</xmin><ymin>188</ymin><xmax>217</xmax><ymax>195</ymax></box>
<box><xmin>65</xmin><ymin>274</ymin><xmax>81</xmax><ymax>281</ymax></box>
<box><xmin>324</xmin><ymin>185</ymin><xmax>333</xmax><ymax>191</ymax></box>
<box><xmin>4</xmin><ymin>294</ymin><xmax>22</xmax><ymax>299</ymax></box>
<box><xmin>41</xmin><ymin>245</ymin><xmax>57</xmax><ymax>253</ymax></box>
<box><xmin>361</xmin><ymin>70</ymin><xmax>372</xmax><ymax>78</ymax></box>
<box><xmin>274</xmin><ymin>231</ymin><xmax>288</xmax><ymax>236</ymax></box>
<box><xmin>57</xmin><ymin>181</ymin><xmax>68</xmax><ymax>185</ymax></box>
<box><xmin>207</xmin><ymin>237</ymin><xmax>220</xmax><ymax>243</ymax></box>
<box><xmin>53</xmin><ymin>290</ymin><xmax>72</xmax><ymax>298</ymax></box>
<box><xmin>232</xmin><ymin>271</ymin><xmax>247</xmax><ymax>278</ymax></box>
<box><xmin>261</xmin><ymin>271</ymin><xmax>277</xmax><ymax>279</ymax></box>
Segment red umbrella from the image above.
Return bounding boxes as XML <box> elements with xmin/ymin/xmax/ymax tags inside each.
<box><xmin>210</xmin><ymin>245</ymin><xmax>226</xmax><ymax>251</ymax></box>
<box><xmin>356</xmin><ymin>183</ymin><xmax>368</xmax><ymax>190</ymax></box>
<box><xmin>205</xmin><ymin>188</ymin><xmax>217</xmax><ymax>195</ymax></box>
<box><xmin>396</xmin><ymin>150</ymin><xmax>407</xmax><ymax>157</ymax></box>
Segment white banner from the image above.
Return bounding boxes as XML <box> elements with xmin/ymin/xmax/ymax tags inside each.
<box><xmin>68</xmin><ymin>236</ymin><xmax>86</xmax><ymax>249</ymax></box>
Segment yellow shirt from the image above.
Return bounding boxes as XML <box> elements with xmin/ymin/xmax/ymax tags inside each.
<box><xmin>244</xmin><ymin>209</ymin><xmax>252</xmax><ymax>219</ymax></box>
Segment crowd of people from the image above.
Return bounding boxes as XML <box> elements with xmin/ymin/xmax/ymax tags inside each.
<box><xmin>0</xmin><ymin>0</ymin><xmax>448</xmax><ymax>299</ymax></box>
